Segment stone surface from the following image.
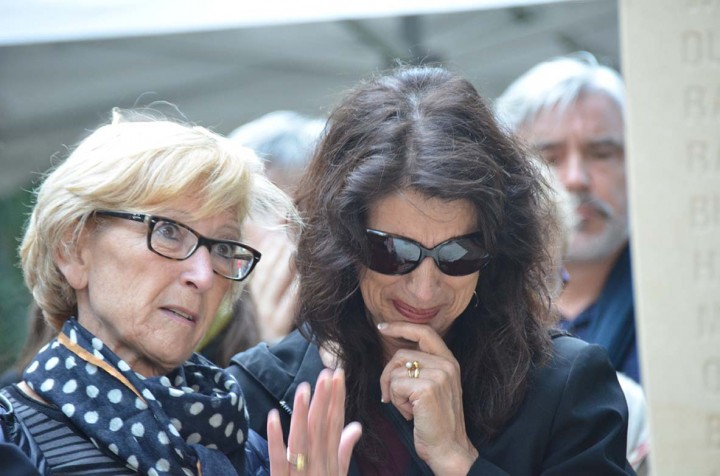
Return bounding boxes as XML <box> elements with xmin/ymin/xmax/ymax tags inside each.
<box><xmin>620</xmin><ymin>0</ymin><xmax>720</xmax><ymax>473</ymax></box>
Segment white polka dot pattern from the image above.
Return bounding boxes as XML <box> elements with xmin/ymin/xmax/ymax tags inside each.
<box><xmin>63</xmin><ymin>379</ymin><xmax>77</xmax><ymax>394</ymax></box>
<box><xmin>45</xmin><ymin>356</ymin><xmax>59</xmax><ymax>370</ymax></box>
<box><xmin>110</xmin><ymin>417</ymin><xmax>123</xmax><ymax>431</ymax></box>
<box><xmin>132</xmin><ymin>422</ymin><xmax>145</xmax><ymax>437</ymax></box>
<box><xmin>23</xmin><ymin>318</ymin><xmax>248</xmax><ymax>475</ymax></box>
<box><xmin>62</xmin><ymin>403</ymin><xmax>75</xmax><ymax>417</ymax></box>
<box><xmin>86</xmin><ymin>385</ymin><xmax>99</xmax><ymax>398</ymax></box>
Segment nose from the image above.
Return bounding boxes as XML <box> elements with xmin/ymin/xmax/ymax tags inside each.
<box><xmin>181</xmin><ymin>246</ymin><xmax>215</xmax><ymax>292</ymax></box>
<box><xmin>406</xmin><ymin>257</ymin><xmax>441</xmax><ymax>303</ymax></box>
<box><xmin>557</xmin><ymin>150</ymin><xmax>590</xmax><ymax>193</ymax></box>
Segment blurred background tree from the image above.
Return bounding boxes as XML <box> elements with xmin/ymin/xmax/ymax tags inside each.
<box><xmin>0</xmin><ymin>188</ymin><xmax>33</xmax><ymax>372</ymax></box>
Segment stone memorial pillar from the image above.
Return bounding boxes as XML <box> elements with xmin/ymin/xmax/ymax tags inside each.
<box><xmin>620</xmin><ymin>0</ymin><xmax>720</xmax><ymax>473</ymax></box>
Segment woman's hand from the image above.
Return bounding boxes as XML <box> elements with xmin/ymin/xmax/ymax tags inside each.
<box><xmin>267</xmin><ymin>368</ymin><xmax>362</xmax><ymax>475</ymax></box>
<box><xmin>378</xmin><ymin>322</ymin><xmax>479</xmax><ymax>476</ymax></box>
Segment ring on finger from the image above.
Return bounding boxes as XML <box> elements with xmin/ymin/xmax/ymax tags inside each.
<box><xmin>405</xmin><ymin>360</ymin><xmax>420</xmax><ymax>379</ymax></box>
<box><xmin>287</xmin><ymin>449</ymin><xmax>307</xmax><ymax>471</ymax></box>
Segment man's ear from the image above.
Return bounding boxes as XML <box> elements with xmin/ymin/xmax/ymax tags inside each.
<box><xmin>54</xmin><ymin>225</ymin><xmax>91</xmax><ymax>291</ymax></box>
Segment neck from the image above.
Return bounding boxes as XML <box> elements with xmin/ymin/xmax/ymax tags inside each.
<box><xmin>557</xmin><ymin>244</ymin><xmax>626</xmax><ymax>319</ymax></box>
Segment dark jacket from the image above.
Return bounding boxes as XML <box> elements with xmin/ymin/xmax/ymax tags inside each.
<box><xmin>0</xmin><ymin>392</ymin><xmax>46</xmax><ymax>476</ymax></box>
<box><xmin>228</xmin><ymin>329</ymin><xmax>636</xmax><ymax>475</ymax></box>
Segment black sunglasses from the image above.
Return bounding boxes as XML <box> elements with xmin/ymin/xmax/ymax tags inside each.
<box><xmin>364</xmin><ymin>229</ymin><xmax>490</xmax><ymax>276</ymax></box>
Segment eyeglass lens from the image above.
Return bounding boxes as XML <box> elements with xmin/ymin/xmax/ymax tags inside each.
<box><xmin>149</xmin><ymin>219</ymin><xmax>256</xmax><ymax>280</ymax></box>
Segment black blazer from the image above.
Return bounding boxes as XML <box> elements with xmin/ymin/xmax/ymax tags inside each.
<box><xmin>228</xmin><ymin>330</ymin><xmax>635</xmax><ymax>475</ymax></box>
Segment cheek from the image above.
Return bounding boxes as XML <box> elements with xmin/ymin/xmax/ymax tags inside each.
<box><xmin>204</xmin><ymin>279</ymin><xmax>233</xmax><ymax>315</ymax></box>
<box><xmin>449</xmin><ymin>275</ymin><xmax>479</xmax><ymax>311</ymax></box>
<box><xmin>595</xmin><ymin>164</ymin><xmax>627</xmax><ymax>199</ymax></box>
<box><xmin>358</xmin><ymin>270</ymin><xmax>399</xmax><ymax>314</ymax></box>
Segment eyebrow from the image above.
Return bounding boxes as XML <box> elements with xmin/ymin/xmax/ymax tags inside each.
<box><xmin>532</xmin><ymin>138</ymin><xmax>625</xmax><ymax>150</ymax></box>
<box><xmin>586</xmin><ymin>139</ymin><xmax>625</xmax><ymax>149</ymax></box>
<box><xmin>159</xmin><ymin>210</ymin><xmax>241</xmax><ymax>239</ymax></box>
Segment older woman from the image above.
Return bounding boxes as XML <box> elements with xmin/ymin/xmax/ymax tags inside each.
<box><xmin>0</xmin><ymin>109</ymin><xmax>361</xmax><ymax>475</ymax></box>
<box><xmin>229</xmin><ymin>66</ymin><xmax>634</xmax><ymax>474</ymax></box>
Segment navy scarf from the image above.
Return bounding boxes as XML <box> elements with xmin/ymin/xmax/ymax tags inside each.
<box><xmin>24</xmin><ymin>318</ymin><xmax>248</xmax><ymax>475</ymax></box>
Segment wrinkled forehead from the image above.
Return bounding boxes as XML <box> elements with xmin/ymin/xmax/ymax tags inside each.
<box><xmin>137</xmin><ymin>194</ymin><xmax>244</xmax><ymax>231</ymax></box>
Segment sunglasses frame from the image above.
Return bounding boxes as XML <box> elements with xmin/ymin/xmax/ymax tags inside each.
<box><xmin>364</xmin><ymin>228</ymin><xmax>490</xmax><ymax>276</ymax></box>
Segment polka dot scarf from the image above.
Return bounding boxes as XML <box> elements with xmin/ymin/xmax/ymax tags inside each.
<box><xmin>23</xmin><ymin>318</ymin><xmax>248</xmax><ymax>475</ymax></box>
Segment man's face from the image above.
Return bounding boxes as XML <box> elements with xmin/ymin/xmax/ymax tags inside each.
<box><xmin>519</xmin><ymin>93</ymin><xmax>629</xmax><ymax>263</ymax></box>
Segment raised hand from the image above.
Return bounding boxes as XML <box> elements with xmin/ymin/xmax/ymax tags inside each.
<box><xmin>243</xmin><ymin>222</ymin><xmax>299</xmax><ymax>343</ymax></box>
<box><xmin>267</xmin><ymin>368</ymin><xmax>362</xmax><ymax>475</ymax></box>
<box><xmin>377</xmin><ymin>322</ymin><xmax>478</xmax><ymax>475</ymax></box>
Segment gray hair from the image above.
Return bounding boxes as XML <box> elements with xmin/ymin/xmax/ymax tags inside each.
<box><xmin>495</xmin><ymin>52</ymin><xmax>625</xmax><ymax>132</ymax></box>
<box><xmin>229</xmin><ymin>111</ymin><xmax>326</xmax><ymax>172</ymax></box>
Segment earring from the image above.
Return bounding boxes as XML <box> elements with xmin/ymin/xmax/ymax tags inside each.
<box><xmin>472</xmin><ymin>290</ymin><xmax>479</xmax><ymax>309</ymax></box>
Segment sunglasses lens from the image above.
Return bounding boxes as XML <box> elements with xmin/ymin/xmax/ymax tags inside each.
<box><xmin>365</xmin><ymin>230</ymin><xmax>488</xmax><ymax>276</ymax></box>
<box><xmin>366</xmin><ymin>232</ymin><xmax>420</xmax><ymax>274</ymax></box>
<box><xmin>437</xmin><ymin>236</ymin><xmax>488</xmax><ymax>276</ymax></box>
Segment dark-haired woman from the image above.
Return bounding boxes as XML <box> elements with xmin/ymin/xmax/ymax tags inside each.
<box><xmin>229</xmin><ymin>66</ymin><xmax>634</xmax><ymax>475</ymax></box>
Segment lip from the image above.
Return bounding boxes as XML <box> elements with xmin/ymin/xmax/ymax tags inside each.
<box><xmin>161</xmin><ymin>306</ymin><xmax>199</xmax><ymax>326</ymax></box>
<box><xmin>574</xmin><ymin>204</ymin><xmax>602</xmax><ymax>229</ymax></box>
<box><xmin>393</xmin><ymin>300</ymin><xmax>440</xmax><ymax>324</ymax></box>
<box><xmin>576</xmin><ymin>203</ymin><xmax>598</xmax><ymax>219</ymax></box>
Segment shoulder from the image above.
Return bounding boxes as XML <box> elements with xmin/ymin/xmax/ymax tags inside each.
<box><xmin>529</xmin><ymin>334</ymin><xmax>630</xmax><ymax>468</ymax></box>
<box><xmin>476</xmin><ymin>334</ymin><xmax>631</xmax><ymax>473</ymax></box>
<box><xmin>489</xmin><ymin>332</ymin><xmax>627</xmax><ymax>444</ymax></box>
<box><xmin>537</xmin><ymin>333</ymin><xmax>623</xmax><ymax>398</ymax></box>
<box><xmin>228</xmin><ymin>329</ymin><xmax>321</xmax><ymax>387</ymax></box>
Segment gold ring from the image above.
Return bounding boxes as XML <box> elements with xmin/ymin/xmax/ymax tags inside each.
<box><xmin>287</xmin><ymin>449</ymin><xmax>307</xmax><ymax>471</ymax></box>
<box><xmin>405</xmin><ymin>360</ymin><xmax>420</xmax><ymax>379</ymax></box>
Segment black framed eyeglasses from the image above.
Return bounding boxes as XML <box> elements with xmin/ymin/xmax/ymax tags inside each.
<box><xmin>364</xmin><ymin>229</ymin><xmax>490</xmax><ymax>276</ymax></box>
<box><xmin>95</xmin><ymin>211</ymin><xmax>261</xmax><ymax>281</ymax></box>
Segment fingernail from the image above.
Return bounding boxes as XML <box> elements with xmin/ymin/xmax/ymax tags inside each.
<box><xmin>300</xmin><ymin>385</ymin><xmax>310</xmax><ymax>405</ymax></box>
<box><xmin>377</xmin><ymin>323</ymin><xmax>387</xmax><ymax>330</ymax></box>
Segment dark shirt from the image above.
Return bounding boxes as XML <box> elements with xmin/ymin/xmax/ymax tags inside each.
<box><xmin>2</xmin><ymin>385</ymin><xmax>135</xmax><ymax>475</ymax></box>
<box><xmin>356</xmin><ymin>408</ymin><xmax>410</xmax><ymax>476</ymax></box>
<box><xmin>559</xmin><ymin>245</ymin><xmax>640</xmax><ymax>382</ymax></box>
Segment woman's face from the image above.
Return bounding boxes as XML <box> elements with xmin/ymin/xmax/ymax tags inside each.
<box><xmin>360</xmin><ymin>189</ymin><xmax>480</xmax><ymax>357</ymax></box>
<box><xmin>60</xmin><ymin>197</ymin><xmax>236</xmax><ymax>376</ymax></box>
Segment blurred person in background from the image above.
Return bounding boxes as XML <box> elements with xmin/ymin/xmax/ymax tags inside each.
<box><xmin>199</xmin><ymin>111</ymin><xmax>326</xmax><ymax>366</ymax></box>
<box><xmin>495</xmin><ymin>52</ymin><xmax>639</xmax><ymax>383</ymax></box>
<box><xmin>496</xmin><ymin>53</ymin><xmax>649</xmax><ymax>473</ymax></box>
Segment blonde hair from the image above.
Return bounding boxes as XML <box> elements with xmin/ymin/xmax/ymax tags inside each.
<box><xmin>21</xmin><ymin>108</ymin><xmax>296</xmax><ymax>329</ymax></box>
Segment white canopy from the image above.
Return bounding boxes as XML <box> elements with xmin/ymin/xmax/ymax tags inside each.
<box><xmin>0</xmin><ymin>0</ymin><xmax>619</xmax><ymax>195</ymax></box>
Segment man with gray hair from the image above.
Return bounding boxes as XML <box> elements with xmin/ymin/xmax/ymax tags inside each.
<box><xmin>496</xmin><ymin>53</ymin><xmax>639</xmax><ymax>383</ymax></box>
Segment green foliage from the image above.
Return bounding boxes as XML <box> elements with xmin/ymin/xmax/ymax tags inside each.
<box><xmin>0</xmin><ymin>187</ymin><xmax>33</xmax><ymax>374</ymax></box>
